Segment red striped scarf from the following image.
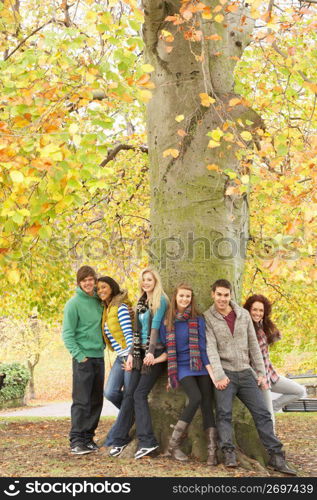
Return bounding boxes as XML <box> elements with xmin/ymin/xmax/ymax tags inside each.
<box><xmin>167</xmin><ymin>309</ymin><xmax>202</xmax><ymax>389</ymax></box>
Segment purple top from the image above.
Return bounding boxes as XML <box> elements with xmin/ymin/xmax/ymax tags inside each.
<box><xmin>160</xmin><ymin>316</ymin><xmax>210</xmax><ymax>381</ymax></box>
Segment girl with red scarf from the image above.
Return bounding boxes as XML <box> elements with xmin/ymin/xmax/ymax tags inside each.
<box><xmin>160</xmin><ymin>283</ymin><xmax>217</xmax><ymax>466</ymax></box>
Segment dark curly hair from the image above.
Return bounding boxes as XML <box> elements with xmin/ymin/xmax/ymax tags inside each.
<box><xmin>243</xmin><ymin>294</ymin><xmax>281</xmax><ymax>345</ymax></box>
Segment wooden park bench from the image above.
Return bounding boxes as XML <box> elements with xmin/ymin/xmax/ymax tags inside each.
<box><xmin>282</xmin><ymin>374</ymin><xmax>317</xmax><ymax>412</ymax></box>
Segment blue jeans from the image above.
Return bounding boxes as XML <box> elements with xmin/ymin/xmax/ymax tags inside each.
<box><xmin>215</xmin><ymin>369</ymin><xmax>282</xmax><ymax>454</ymax></box>
<box><xmin>104</xmin><ymin>355</ymin><xmax>131</xmax><ymax>409</ymax></box>
<box><xmin>103</xmin><ymin>355</ymin><xmax>131</xmax><ymax>447</ymax></box>
<box><xmin>111</xmin><ymin>348</ymin><xmax>166</xmax><ymax>449</ymax></box>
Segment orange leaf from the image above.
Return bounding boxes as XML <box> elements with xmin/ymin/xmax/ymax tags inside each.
<box><xmin>207</xmin><ymin>164</ymin><xmax>220</xmax><ymax>171</ymax></box>
<box><xmin>199</xmin><ymin>93</ymin><xmax>216</xmax><ymax>107</ymax></box>
<box><xmin>205</xmin><ymin>34</ymin><xmax>222</xmax><ymax>41</ymax></box>
<box><xmin>26</xmin><ymin>224</ymin><xmax>42</xmax><ymax>235</ymax></box>
<box><xmin>226</xmin><ymin>4</ymin><xmax>239</xmax><ymax>13</ymax></box>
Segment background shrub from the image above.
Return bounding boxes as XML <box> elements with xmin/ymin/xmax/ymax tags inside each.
<box><xmin>0</xmin><ymin>362</ymin><xmax>30</xmax><ymax>406</ymax></box>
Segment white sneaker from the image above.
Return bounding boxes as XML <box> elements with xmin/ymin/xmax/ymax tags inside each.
<box><xmin>109</xmin><ymin>444</ymin><xmax>128</xmax><ymax>457</ymax></box>
<box><xmin>134</xmin><ymin>445</ymin><xmax>158</xmax><ymax>459</ymax></box>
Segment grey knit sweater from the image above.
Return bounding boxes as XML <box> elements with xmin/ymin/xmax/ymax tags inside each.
<box><xmin>204</xmin><ymin>301</ymin><xmax>266</xmax><ymax>381</ymax></box>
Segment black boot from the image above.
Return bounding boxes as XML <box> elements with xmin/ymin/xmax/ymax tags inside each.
<box><xmin>223</xmin><ymin>449</ymin><xmax>238</xmax><ymax>467</ymax></box>
<box><xmin>268</xmin><ymin>452</ymin><xmax>297</xmax><ymax>476</ymax></box>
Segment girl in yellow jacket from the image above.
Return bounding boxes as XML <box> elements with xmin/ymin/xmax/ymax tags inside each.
<box><xmin>97</xmin><ymin>276</ymin><xmax>133</xmax><ymax>412</ymax></box>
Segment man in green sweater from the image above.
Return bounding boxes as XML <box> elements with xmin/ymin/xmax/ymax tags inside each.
<box><xmin>62</xmin><ymin>265</ymin><xmax>105</xmax><ymax>455</ymax></box>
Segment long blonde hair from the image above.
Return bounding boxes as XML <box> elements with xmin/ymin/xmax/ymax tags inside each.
<box><xmin>166</xmin><ymin>283</ymin><xmax>200</xmax><ymax>331</ymax></box>
<box><xmin>139</xmin><ymin>267</ymin><xmax>169</xmax><ymax>314</ymax></box>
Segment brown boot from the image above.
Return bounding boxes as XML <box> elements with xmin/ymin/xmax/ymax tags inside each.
<box><xmin>205</xmin><ymin>427</ymin><xmax>218</xmax><ymax>466</ymax></box>
<box><xmin>166</xmin><ymin>420</ymin><xmax>189</xmax><ymax>462</ymax></box>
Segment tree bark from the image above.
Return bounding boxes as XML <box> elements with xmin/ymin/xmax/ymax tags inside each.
<box><xmin>142</xmin><ymin>0</ymin><xmax>267</xmax><ymax>466</ymax></box>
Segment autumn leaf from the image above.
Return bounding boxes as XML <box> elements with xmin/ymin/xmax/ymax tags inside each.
<box><xmin>199</xmin><ymin>93</ymin><xmax>216</xmax><ymax>107</ymax></box>
<box><xmin>207</xmin><ymin>164</ymin><xmax>220</xmax><ymax>171</ymax></box>
<box><xmin>229</xmin><ymin>98</ymin><xmax>242</xmax><ymax>107</ymax></box>
<box><xmin>141</xmin><ymin>64</ymin><xmax>154</xmax><ymax>73</ymax></box>
<box><xmin>163</xmin><ymin>149</ymin><xmax>179</xmax><ymax>158</ymax></box>
<box><xmin>208</xmin><ymin>140</ymin><xmax>221</xmax><ymax>148</ymax></box>
<box><xmin>205</xmin><ymin>34</ymin><xmax>222</xmax><ymax>41</ymax></box>
<box><xmin>241</xmin><ymin>131</ymin><xmax>252</xmax><ymax>141</ymax></box>
<box><xmin>214</xmin><ymin>14</ymin><xmax>224</xmax><ymax>23</ymax></box>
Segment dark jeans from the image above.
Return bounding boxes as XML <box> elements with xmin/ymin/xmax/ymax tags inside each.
<box><xmin>180</xmin><ymin>375</ymin><xmax>216</xmax><ymax>429</ymax></box>
<box><xmin>111</xmin><ymin>349</ymin><xmax>165</xmax><ymax>448</ymax></box>
<box><xmin>215</xmin><ymin>368</ymin><xmax>282</xmax><ymax>454</ymax></box>
<box><xmin>70</xmin><ymin>357</ymin><xmax>104</xmax><ymax>446</ymax></box>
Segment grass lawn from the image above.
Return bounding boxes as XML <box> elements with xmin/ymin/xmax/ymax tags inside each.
<box><xmin>0</xmin><ymin>414</ymin><xmax>316</xmax><ymax>478</ymax></box>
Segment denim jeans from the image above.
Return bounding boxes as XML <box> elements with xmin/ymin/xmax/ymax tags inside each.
<box><xmin>103</xmin><ymin>355</ymin><xmax>131</xmax><ymax>446</ymax></box>
<box><xmin>111</xmin><ymin>348</ymin><xmax>166</xmax><ymax>448</ymax></box>
<box><xmin>215</xmin><ymin>368</ymin><xmax>282</xmax><ymax>454</ymax></box>
<box><xmin>271</xmin><ymin>375</ymin><xmax>306</xmax><ymax>412</ymax></box>
<box><xmin>104</xmin><ymin>355</ymin><xmax>131</xmax><ymax>409</ymax></box>
<box><xmin>70</xmin><ymin>357</ymin><xmax>104</xmax><ymax>446</ymax></box>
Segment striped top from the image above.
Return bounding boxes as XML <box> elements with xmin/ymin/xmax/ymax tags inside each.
<box><xmin>104</xmin><ymin>304</ymin><xmax>133</xmax><ymax>357</ymax></box>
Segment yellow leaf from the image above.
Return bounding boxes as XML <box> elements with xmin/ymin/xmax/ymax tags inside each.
<box><xmin>214</xmin><ymin>14</ymin><xmax>224</xmax><ymax>23</ymax></box>
<box><xmin>141</xmin><ymin>64</ymin><xmax>155</xmax><ymax>73</ymax></box>
<box><xmin>163</xmin><ymin>148</ymin><xmax>179</xmax><ymax>158</ymax></box>
<box><xmin>241</xmin><ymin>131</ymin><xmax>252</xmax><ymax>141</ymax></box>
<box><xmin>211</xmin><ymin>128</ymin><xmax>224</xmax><ymax>141</ymax></box>
<box><xmin>199</xmin><ymin>93</ymin><xmax>216</xmax><ymax>107</ymax></box>
<box><xmin>241</xmin><ymin>175</ymin><xmax>250</xmax><ymax>184</ymax></box>
<box><xmin>8</xmin><ymin>269</ymin><xmax>20</xmax><ymax>284</ymax></box>
<box><xmin>139</xmin><ymin>90</ymin><xmax>152</xmax><ymax>103</ymax></box>
<box><xmin>208</xmin><ymin>140</ymin><xmax>221</xmax><ymax>148</ymax></box>
<box><xmin>10</xmin><ymin>171</ymin><xmax>24</xmax><ymax>183</ymax></box>
<box><xmin>229</xmin><ymin>98</ymin><xmax>242</xmax><ymax>107</ymax></box>
<box><xmin>175</xmin><ymin>115</ymin><xmax>184</xmax><ymax>122</ymax></box>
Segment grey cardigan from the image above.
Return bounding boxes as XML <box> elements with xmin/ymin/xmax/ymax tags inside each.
<box><xmin>203</xmin><ymin>301</ymin><xmax>266</xmax><ymax>382</ymax></box>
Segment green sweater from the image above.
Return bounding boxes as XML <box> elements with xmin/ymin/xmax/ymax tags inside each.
<box><xmin>62</xmin><ymin>287</ymin><xmax>104</xmax><ymax>362</ymax></box>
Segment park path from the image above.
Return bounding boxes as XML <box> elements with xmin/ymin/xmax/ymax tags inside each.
<box><xmin>0</xmin><ymin>400</ymin><xmax>118</xmax><ymax>418</ymax></box>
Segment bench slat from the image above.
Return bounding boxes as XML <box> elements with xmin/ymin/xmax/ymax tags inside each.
<box><xmin>282</xmin><ymin>398</ymin><xmax>317</xmax><ymax>412</ymax></box>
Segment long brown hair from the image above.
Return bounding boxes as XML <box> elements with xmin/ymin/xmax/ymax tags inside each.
<box><xmin>166</xmin><ymin>283</ymin><xmax>200</xmax><ymax>331</ymax></box>
<box><xmin>243</xmin><ymin>294</ymin><xmax>281</xmax><ymax>344</ymax></box>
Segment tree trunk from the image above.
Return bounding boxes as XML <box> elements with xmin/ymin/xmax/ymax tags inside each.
<box><xmin>142</xmin><ymin>0</ymin><xmax>267</xmax><ymax>466</ymax></box>
<box><xmin>27</xmin><ymin>354</ymin><xmax>39</xmax><ymax>400</ymax></box>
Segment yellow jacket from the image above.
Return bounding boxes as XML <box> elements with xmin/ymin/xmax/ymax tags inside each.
<box><xmin>102</xmin><ymin>290</ymin><xmax>133</xmax><ymax>351</ymax></box>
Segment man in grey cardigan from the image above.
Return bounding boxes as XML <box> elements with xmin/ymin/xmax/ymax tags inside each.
<box><xmin>204</xmin><ymin>279</ymin><xmax>296</xmax><ymax>475</ymax></box>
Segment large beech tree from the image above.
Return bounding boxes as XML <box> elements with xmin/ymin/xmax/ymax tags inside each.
<box><xmin>134</xmin><ymin>0</ymin><xmax>267</xmax><ymax>466</ymax></box>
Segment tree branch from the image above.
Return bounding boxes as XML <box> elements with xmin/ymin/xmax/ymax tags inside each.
<box><xmin>100</xmin><ymin>144</ymin><xmax>148</xmax><ymax>167</ymax></box>
<box><xmin>4</xmin><ymin>20</ymin><xmax>53</xmax><ymax>61</ymax></box>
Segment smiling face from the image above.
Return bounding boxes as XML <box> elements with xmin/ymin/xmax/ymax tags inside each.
<box><xmin>97</xmin><ymin>281</ymin><xmax>113</xmax><ymax>303</ymax></box>
<box><xmin>212</xmin><ymin>286</ymin><xmax>231</xmax><ymax>314</ymax></box>
<box><xmin>79</xmin><ymin>275</ymin><xmax>96</xmax><ymax>296</ymax></box>
<box><xmin>250</xmin><ymin>301</ymin><xmax>265</xmax><ymax>323</ymax></box>
<box><xmin>141</xmin><ymin>271</ymin><xmax>156</xmax><ymax>295</ymax></box>
<box><xmin>176</xmin><ymin>288</ymin><xmax>192</xmax><ymax>313</ymax></box>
